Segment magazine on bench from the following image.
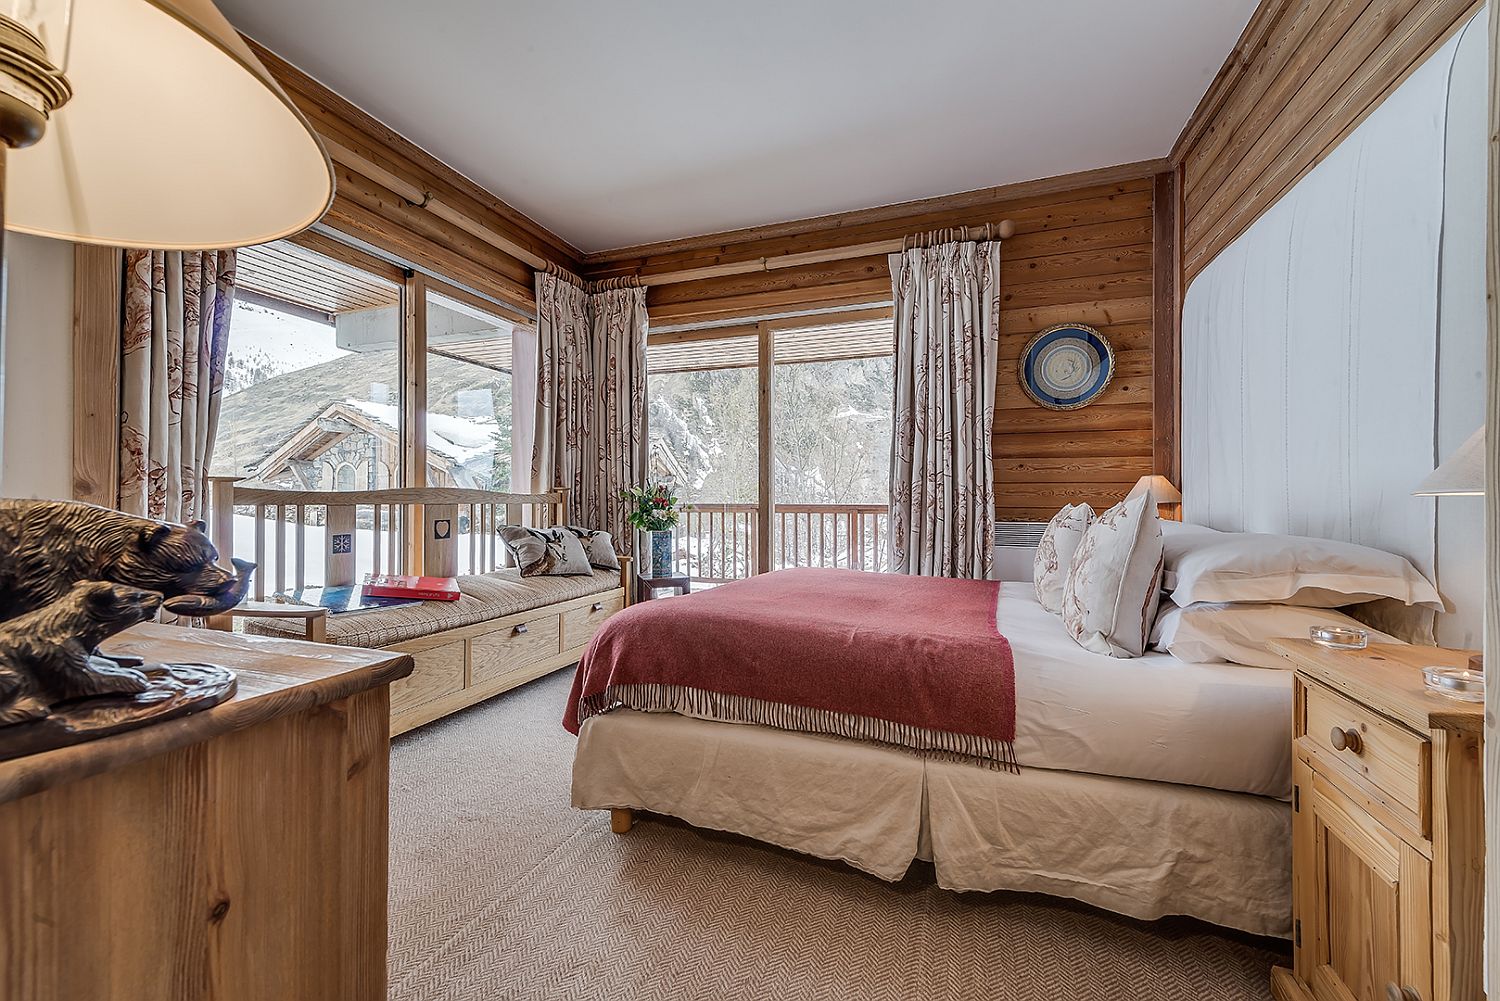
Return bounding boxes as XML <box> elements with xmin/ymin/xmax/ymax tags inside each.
<box><xmin>283</xmin><ymin>584</ymin><xmax>423</xmax><ymax>615</ymax></box>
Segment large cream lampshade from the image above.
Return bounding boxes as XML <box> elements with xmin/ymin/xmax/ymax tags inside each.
<box><xmin>5</xmin><ymin>0</ymin><xmax>334</xmax><ymax>249</ymax></box>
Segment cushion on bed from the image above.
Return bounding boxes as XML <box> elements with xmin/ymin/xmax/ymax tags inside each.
<box><xmin>497</xmin><ymin>525</ymin><xmax>593</xmax><ymax>576</ymax></box>
<box><xmin>244</xmin><ymin>568</ymin><xmax>620</xmax><ymax>648</ymax></box>
<box><xmin>1033</xmin><ymin>503</ymin><xmax>1092</xmax><ymax>614</ymax></box>
<box><xmin>1165</xmin><ymin>530</ymin><xmax>1442</xmax><ymax>609</ymax></box>
<box><xmin>1061</xmin><ymin>492</ymin><xmax>1163</xmax><ymax>657</ymax></box>
<box><xmin>1150</xmin><ymin>601</ymin><xmax>1400</xmax><ymax>670</ymax></box>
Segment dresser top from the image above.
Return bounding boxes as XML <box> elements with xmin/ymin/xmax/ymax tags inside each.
<box><xmin>1269</xmin><ymin>638</ymin><xmax>1483</xmax><ymax>734</ymax></box>
<box><xmin>0</xmin><ymin>623</ymin><xmax>412</xmax><ymax>805</ymax></box>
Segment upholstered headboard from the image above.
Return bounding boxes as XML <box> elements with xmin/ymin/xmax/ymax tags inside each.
<box><xmin>1180</xmin><ymin>11</ymin><xmax>1486</xmax><ymax>647</ymax></box>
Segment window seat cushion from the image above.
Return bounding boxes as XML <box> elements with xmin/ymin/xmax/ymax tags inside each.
<box><xmin>244</xmin><ymin>568</ymin><xmax>621</xmax><ymax>649</ymax></box>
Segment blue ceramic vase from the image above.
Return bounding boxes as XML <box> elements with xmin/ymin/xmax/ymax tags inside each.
<box><xmin>649</xmin><ymin>530</ymin><xmax>673</xmax><ymax>578</ymax></box>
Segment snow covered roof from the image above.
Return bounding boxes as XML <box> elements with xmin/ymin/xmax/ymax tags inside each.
<box><xmin>343</xmin><ymin>399</ymin><xmax>499</xmax><ymax>466</ymax></box>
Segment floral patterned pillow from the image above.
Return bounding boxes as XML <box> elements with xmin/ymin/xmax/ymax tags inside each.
<box><xmin>497</xmin><ymin>525</ymin><xmax>592</xmax><ymax>577</ymax></box>
<box><xmin>1033</xmin><ymin>503</ymin><xmax>1094</xmax><ymax>614</ymax></box>
<box><xmin>1060</xmin><ymin>492</ymin><xmax>1164</xmax><ymax>657</ymax></box>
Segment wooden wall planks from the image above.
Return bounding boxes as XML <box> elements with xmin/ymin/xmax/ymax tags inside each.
<box><xmin>584</xmin><ymin>162</ymin><xmax>1169</xmax><ymax>522</ymax></box>
<box><xmin>248</xmin><ymin>40</ymin><xmax>581</xmax><ymax>309</ymax></box>
<box><xmin>1172</xmin><ymin>0</ymin><xmax>1480</xmax><ymax>284</ymax></box>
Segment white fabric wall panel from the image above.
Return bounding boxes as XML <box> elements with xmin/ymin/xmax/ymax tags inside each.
<box><xmin>1182</xmin><ymin>13</ymin><xmax>1486</xmax><ymax>644</ymax></box>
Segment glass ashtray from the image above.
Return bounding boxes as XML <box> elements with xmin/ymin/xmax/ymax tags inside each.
<box><xmin>1422</xmin><ymin>666</ymin><xmax>1485</xmax><ymax>702</ymax></box>
<box><xmin>1309</xmin><ymin>625</ymin><xmax>1369</xmax><ymax>650</ymax></box>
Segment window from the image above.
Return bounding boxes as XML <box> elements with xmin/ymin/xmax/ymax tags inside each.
<box><xmin>214</xmin><ymin>240</ymin><xmax>403</xmax><ymax>492</ymax></box>
<box><xmin>423</xmin><ymin>286</ymin><xmax>517</xmax><ymax>490</ymax></box>
<box><xmin>645</xmin><ymin>312</ymin><xmax>894</xmax><ymax>581</ymax></box>
<box><xmin>647</xmin><ymin>334</ymin><xmax>760</xmax><ymax>582</ymax></box>
<box><xmin>215</xmin><ymin>236</ymin><xmax>526</xmax><ymax>589</ymax></box>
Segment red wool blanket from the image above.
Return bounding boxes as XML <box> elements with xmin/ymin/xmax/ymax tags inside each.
<box><xmin>564</xmin><ymin>567</ymin><xmax>1017</xmax><ymax>769</ymax></box>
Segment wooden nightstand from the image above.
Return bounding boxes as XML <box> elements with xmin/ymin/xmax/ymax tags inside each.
<box><xmin>1267</xmin><ymin>639</ymin><xmax>1484</xmax><ymax>1001</ymax></box>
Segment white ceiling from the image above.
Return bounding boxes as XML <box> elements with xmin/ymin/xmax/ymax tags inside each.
<box><xmin>217</xmin><ymin>0</ymin><xmax>1257</xmax><ymax>255</ymax></box>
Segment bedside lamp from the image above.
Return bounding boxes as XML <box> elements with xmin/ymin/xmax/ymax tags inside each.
<box><xmin>1414</xmin><ymin>425</ymin><xmax>1485</xmax><ymax>675</ymax></box>
<box><xmin>0</xmin><ymin>0</ymin><xmax>334</xmax><ymax>470</ymax></box>
<box><xmin>1414</xmin><ymin>426</ymin><xmax>1484</xmax><ymax>497</ymax></box>
<box><xmin>1129</xmin><ymin>474</ymin><xmax>1182</xmax><ymax>521</ymax></box>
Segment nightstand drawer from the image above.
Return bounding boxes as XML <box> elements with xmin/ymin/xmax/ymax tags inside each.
<box><xmin>1300</xmin><ymin>683</ymin><xmax>1429</xmax><ymax>826</ymax></box>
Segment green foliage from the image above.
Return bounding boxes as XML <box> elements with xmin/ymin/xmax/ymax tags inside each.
<box><xmin>622</xmin><ymin>482</ymin><xmax>680</xmax><ymax>532</ymax></box>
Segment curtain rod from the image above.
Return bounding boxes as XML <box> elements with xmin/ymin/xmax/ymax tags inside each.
<box><xmin>635</xmin><ymin>219</ymin><xmax>1014</xmax><ymax>288</ymax></box>
<box><xmin>322</xmin><ymin>137</ymin><xmax>556</xmax><ymax>274</ymax></box>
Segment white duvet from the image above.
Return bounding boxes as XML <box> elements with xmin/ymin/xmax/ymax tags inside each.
<box><xmin>998</xmin><ymin>582</ymin><xmax>1293</xmax><ymax>798</ymax></box>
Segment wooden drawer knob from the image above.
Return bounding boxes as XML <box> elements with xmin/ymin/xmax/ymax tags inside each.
<box><xmin>1330</xmin><ymin>726</ymin><xmax>1363</xmax><ymax>755</ymax></box>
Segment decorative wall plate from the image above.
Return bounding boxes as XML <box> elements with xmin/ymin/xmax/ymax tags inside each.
<box><xmin>1018</xmin><ymin>323</ymin><xmax>1115</xmax><ymax>410</ymax></box>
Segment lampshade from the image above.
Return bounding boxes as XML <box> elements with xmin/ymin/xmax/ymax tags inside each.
<box><xmin>1128</xmin><ymin>474</ymin><xmax>1182</xmax><ymax>505</ymax></box>
<box><xmin>6</xmin><ymin>0</ymin><xmax>333</xmax><ymax>249</ymax></box>
<box><xmin>1414</xmin><ymin>426</ymin><xmax>1485</xmax><ymax>496</ymax></box>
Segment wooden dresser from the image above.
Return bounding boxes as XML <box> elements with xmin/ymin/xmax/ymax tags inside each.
<box><xmin>1268</xmin><ymin>639</ymin><xmax>1483</xmax><ymax>1001</ymax></box>
<box><xmin>0</xmin><ymin>624</ymin><xmax>412</xmax><ymax>1001</ymax></box>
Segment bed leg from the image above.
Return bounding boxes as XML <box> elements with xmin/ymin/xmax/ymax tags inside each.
<box><xmin>610</xmin><ymin>808</ymin><xmax>635</xmax><ymax>834</ymax></box>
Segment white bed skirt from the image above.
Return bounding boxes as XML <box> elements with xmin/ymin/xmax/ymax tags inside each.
<box><xmin>574</xmin><ymin>710</ymin><xmax>1291</xmax><ymax>939</ymax></box>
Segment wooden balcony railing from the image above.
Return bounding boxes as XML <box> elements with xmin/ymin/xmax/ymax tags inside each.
<box><xmin>677</xmin><ymin>503</ymin><xmax>890</xmax><ymax>583</ymax></box>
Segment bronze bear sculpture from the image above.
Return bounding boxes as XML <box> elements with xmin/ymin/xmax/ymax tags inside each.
<box><xmin>0</xmin><ymin>498</ymin><xmax>254</xmax><ymax>733</ymax></box>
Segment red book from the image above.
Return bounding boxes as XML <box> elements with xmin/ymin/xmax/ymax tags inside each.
<box><xmin>361</xmin><ymin>574</ymin><xmax>461</xmax><ymax>601</ymax></box>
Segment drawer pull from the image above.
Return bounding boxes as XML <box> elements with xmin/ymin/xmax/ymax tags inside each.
<box><xmin>1329</xmin><ymin>726</ymin><xmax>1363</xmax><ymax>755</ymax></box>
<box><xmin>591</xmin><ymin>602</ymin><xmax>604</xmax><ymax>612</ymax></box>
<box><xmin>513</xmin><ymin>623</ymin><xmax>528</xmax><ymax>635</ymax></box>
<box><xmin>1387</xmin><ymin>984</ymin><xmax>1421</xmax><ymax>1001</ymax></box>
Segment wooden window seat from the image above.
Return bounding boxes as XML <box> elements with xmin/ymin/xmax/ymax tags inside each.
<box><xmin>206</xmin><ymin>479</ymin><xmax>631</xmax><ymax>735</ymax></box>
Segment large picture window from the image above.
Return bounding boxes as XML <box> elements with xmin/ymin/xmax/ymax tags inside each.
<box><xmin>213</xmin><ymin>235</ymin><xmax>526</xmax><ymax>588</ymax></box>
<box><xmin>214</xmin><ymin>240</ymin><xmax>404</xmax><ymax>492</ymax></box>
<box><xmin>645</xmin><ymin>311</ymin><xmax>894</xmax><ymax>583</ymax></box>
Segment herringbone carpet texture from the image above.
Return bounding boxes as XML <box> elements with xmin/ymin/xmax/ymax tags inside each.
<box><xmin>388</xmin><ymin>670</ymin><xmax>1287</xmax><ymax>1001</ymax></box>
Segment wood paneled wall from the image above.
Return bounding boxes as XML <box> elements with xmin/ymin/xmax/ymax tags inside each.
<box><xmin>1172</xmin><ymin>0</ymin><xmax>1480</xmax><ymax>284</ymax></box>
<box><xmin>249</xmin><ymin>41</ymin><xmax>580</xmax><ymax>312</ymax></box>
<box><xmin>584</xmin><ymin>161</ymin><xmax>1172</xmax><ymax>521</ymax></box>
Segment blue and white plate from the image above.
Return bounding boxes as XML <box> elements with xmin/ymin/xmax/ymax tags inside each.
<box><xmin>1018</xmin><ymin>323</ymin><xmax>1114</xmax><ymax>410</ymax></box>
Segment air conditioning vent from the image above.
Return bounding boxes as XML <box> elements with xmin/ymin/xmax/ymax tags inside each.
<box><xmin>993</xmin><ymin>521</ymin><xmax>1046</xmax><ymax>548</ymax></box>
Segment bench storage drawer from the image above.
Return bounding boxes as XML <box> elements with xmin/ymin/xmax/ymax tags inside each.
<box><xmin>390</xmin><ymin>638</ymin><xmax>466</xmax><ymax>715</ymax></box>
<box><xmin>562</xmin><ymin>595</ymin><xmax>625</xmax><ymax>650</ymax></box>
<box><xmin>471</xmin><ymin>613</ymin><xmax>562</xmax><ymax>685</ymax></box>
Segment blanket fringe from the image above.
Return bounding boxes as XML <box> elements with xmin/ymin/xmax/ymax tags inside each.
<box><xmin>577</xmin><ymin>683</ymin><xmax>1019</xmax><ymax>774</ymax></box>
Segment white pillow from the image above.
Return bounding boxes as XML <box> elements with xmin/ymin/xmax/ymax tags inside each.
<box><xmin>1061</xmin><ymin>492</ymin><xmax>1163</xmax><ymax>657</ymax></box>
<box><xmin>1033</xmin><ymin>503</ymin><xmax>1093</xmax><ymax>614</ymax></box>
<box><xmin>1151</xmin><ymin>602</ymin><xmax>1400</xmax><ymax>670</ymax></box>
<box><xmin>1159</xmin><ymin>520</ymin><xmax>1223</xmax><ymax>591</ymax></box>
<box><xmin>1166</xmin><ymin>531</ymin><xmax>1442</xmax><ymax>610</ymax></box>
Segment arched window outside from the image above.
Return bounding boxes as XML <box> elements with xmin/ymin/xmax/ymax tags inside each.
<box><xmin>336</xmin><ymin>463</ymin><xmax>357</xmax><ymax>491</ymax></box>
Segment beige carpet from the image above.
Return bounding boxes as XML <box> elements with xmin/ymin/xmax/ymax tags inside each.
<box><xmin>388</xmin><ymin>669</ymin><xmax>1288</xmax><ymax>1001</ymax></box>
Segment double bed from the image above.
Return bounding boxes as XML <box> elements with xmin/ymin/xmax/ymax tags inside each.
<box><xmin>568</xmin><ymin>575</ymin><xmax>1294</xmax><ymax>938</ymax></box>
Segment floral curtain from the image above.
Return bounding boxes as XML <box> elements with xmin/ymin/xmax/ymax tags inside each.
<box><xmin>887</xmin><ymin>239</ymin><xmax>1002</xmax><ymax>578</ymax></box>
<box><xmin>531</xmin><ymin>272</ymin><xmax>647</xmax><ymax>554</ymax></box>
<box><xmin>119</xmin><ymin>249</ymin><xmax>236</xmax><ymax>522</ymax></box>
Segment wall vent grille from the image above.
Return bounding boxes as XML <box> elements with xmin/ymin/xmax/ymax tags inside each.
<box><xmin>993</xmin><ymin>521</ymin><xmax>1046</xmax><ymax>548</ymax></box>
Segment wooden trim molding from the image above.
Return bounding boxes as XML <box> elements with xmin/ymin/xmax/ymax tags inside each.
<box><xmin>1151</xmin><ymin>170</ymin><xmax>1180</xmax><ymax>486</ymax></box>
<box><xmin>583</xmin><ymin>157</ymin><xmax>1169</xmax><ymax>270</ymax></box>
<box><xmin>71</xmin><ymin>245</ymin><xmax>122</xmax><ymax>507</ymax></box>
<box><xmin>246</xmin><ymin>37</ymin><xmax>581</xmax><ymax>310</ymax></box>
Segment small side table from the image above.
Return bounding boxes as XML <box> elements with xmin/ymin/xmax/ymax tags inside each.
<box><xmin>637</xmin><ymin>573</ymin><xmax>691</xmax><ymax>603</ymax></box>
